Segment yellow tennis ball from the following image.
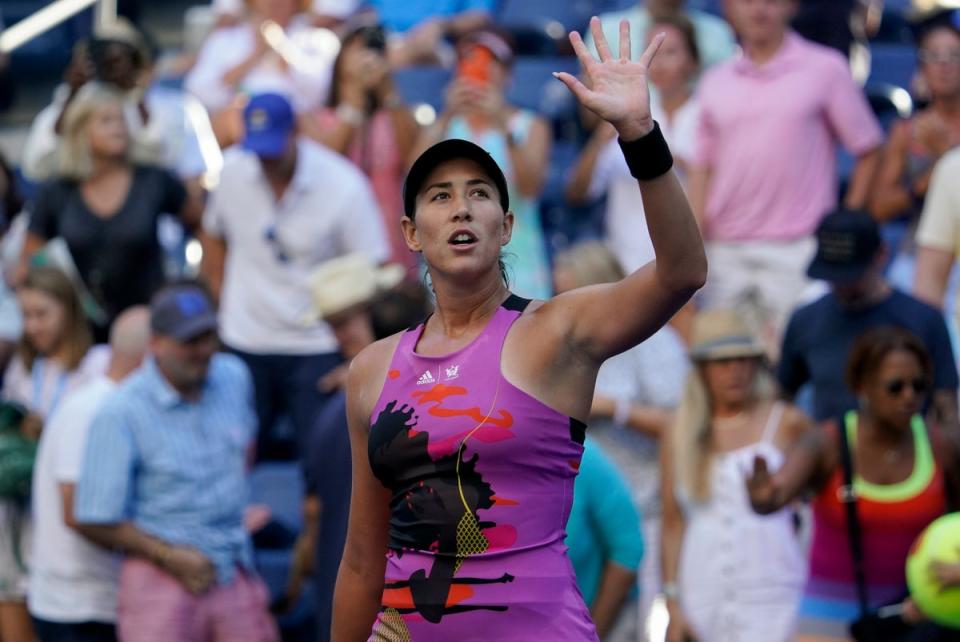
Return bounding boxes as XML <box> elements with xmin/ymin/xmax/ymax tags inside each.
<box><xmin>906</xmin><ymin>512</ymin><xmax>960</xmax><ymax>629</ymax></box>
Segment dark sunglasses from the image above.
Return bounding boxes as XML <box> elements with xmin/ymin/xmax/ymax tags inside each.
<box><xmin>264</xmin><ymin>225</ymin><xmax>290</xmax><ymax>264</ymax></box>
<box><xmin>883</xmin><ymin>378</ymin><xmax>928</xmax><ymax>395</ymax></box>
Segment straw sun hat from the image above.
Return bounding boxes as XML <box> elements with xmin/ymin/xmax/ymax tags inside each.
<box><xmin>688</xmin><ymin>309</ymin><xmax>766</xmax><ymax>362</ymax></box>
<box><xmin>304</xmin><ymin>253</ymin><xmax>405</xmax><ymax>324</ymax></box>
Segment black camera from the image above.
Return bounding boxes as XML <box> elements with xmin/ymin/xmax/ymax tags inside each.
<box><xmin>359</xmin><ymin>25</ymin><xmax>386</xmax><ymax>53</ymax></box>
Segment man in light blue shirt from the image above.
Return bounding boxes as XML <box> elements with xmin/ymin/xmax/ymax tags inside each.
<box><xmin>585</xmin><ymin>0</ymin><xmax>736</xmax><ymax>70</ymax></box>
<box><xmin>74</xmin><ymin>284</ymin><xmax>278</xmax><ymax>642</ymax></box>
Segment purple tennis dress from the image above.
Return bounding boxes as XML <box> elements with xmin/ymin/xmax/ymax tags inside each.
<box><xmin>367</xmin><ymin>295</ymin><xmax>598</xmax><ymax>641</ymax></box>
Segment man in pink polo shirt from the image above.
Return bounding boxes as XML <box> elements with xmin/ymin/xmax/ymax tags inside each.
<box><xmin>688</xmin><ymin>0</ymin><xmax>883</xmax><ymax>353</ymax></box>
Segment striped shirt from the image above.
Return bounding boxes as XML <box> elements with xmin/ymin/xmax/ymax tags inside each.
<box><xmin>74</xmin><ymin>354</ymin><xmax>256</xmax><ymax>584</ymax></box>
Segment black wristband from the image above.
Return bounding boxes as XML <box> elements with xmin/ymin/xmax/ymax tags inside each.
<box><xmin>618</xmin><ymin>121</ymin><xmax>674</xmax><ymax>181</ymax></box>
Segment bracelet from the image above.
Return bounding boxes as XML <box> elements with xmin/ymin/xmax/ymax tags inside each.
<box><xmin>335</xmin><ymin>103</ymin><xmax>365</xmax><ymax>127</ymax></box>
<box><xmin>662</xmin><ymin>581</ymin><xmax>679</xmax><ymax>600</ymax></box>
<box><xmin>618</xmin><ymin>121</ymin><xmax>673</xmax><ymax>181</ymax></box>
<box><xmin>613</xmin><ymin>398</ymin><xmax>631</xmax><ymax>428</ymax></box>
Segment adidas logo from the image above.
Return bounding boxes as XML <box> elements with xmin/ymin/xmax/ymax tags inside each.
<box><xmin>416</xmin><ymin>370</ymin><xmax>436</xmax><ymax>385</ymax></box>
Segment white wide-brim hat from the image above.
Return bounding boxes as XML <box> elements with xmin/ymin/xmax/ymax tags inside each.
<box><xmin>303</xmin><ymin>253</ymin><xmax>405</xmax><ymax>324</ymax></box>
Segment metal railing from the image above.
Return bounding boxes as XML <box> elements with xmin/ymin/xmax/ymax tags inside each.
<box><xmin>0</xmin><ymin>0</ymin><xmax>116</xmax><ymax>54</ymax></box>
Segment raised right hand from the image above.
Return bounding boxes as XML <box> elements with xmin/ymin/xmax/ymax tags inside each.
<box><xmin>745</xmin><ymin>455</ymin><xmax>780</xmax><ymax>514</ymax></box>
<box><xmin>443</xmin><ymin>80</ymin><xmax>473</xmax><ymax>116</ymax></box>
<box><xmin>162</xmin><ymin>545</ymin><xmax>216</xmax><ymax>595</ymax></box>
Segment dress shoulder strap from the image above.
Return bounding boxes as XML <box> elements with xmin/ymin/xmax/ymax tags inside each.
<box><xmin>760</xmin><ymin>401</ymin><xmax>786</xmax><ymax>445</ymax></box>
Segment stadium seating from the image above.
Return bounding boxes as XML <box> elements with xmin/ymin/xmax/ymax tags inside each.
<box><xmin>3</xmin><ymin>1</ymin><xmax>91</xmax><ymax>75</ymax></box>
<box><xmin>868</xmin><ymin>43</ymin><xmax>917</xmax><ymax>89</ymax></box>
<box><xmin>250</xmin><ymin>461</ymin><xmax>305</xmax><ymax>533</ymax></box>
<box><xmin>872</xmin><ymin>7</ymin><xmax>915</xmax><ymax>45</ymax></box>
<box><xmin>507</xmin><ymin>56</ymin><xmax>580</xmax><ymax>116</ymax></box>
<box><xmin>497</xmin><ymin>0</ymin><xmax>593</xmax><ymax>33</ymax></box>
<box><xmin>393</xmin><ymin>66</ymin><xmax>453</xmax><ymax>112</ymax></box>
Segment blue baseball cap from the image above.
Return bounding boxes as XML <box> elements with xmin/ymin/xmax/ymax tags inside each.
<box><xmin>150</xmin><ymin>285</ymin><xmax>218</xmax><ymax>342</ymax></box>
<box><xmin>242</xmin><ymin>93</ymin><xmax>295</xmax><ymax>158</ymax></box>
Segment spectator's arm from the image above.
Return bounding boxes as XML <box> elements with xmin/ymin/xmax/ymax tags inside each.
<box><xmin>60</xmin><ymin>482</ymin><xmax>81</xmax><ymax>530</ymax></box>
<box><xmin>659</xmin><ymin>429</ymin><xmax>687</xmax><ymax>634</ymax></box>
<box><xmin>915</xmin><ymin>246</ymin><xmax>953</xmax><ymax>309</ymax></box>
<box><xmin>822</xmin><ymin>53</ymin><xmax>884</xmax><ymax>210</ymax></box>
<box><xmin>185</xmin><ymin>30</ymin><xmax>250</xmax><ymax>112</ymax></box>
<box><xmin>443</xmin><ymin>4</ymin><xmax>492</xmax><ymax>38</ymax></box>
<box><xmin>868</xmin><ymin>120</ymin><xmax>913</xmax><ymax>222</ymax></box>
<box><xmin>73</xmin><ymin>520</ymin><xmax>167</xmax><ymax>562</ymax></box>
<box><xmin>566</xmin><ymin>124</ymin><xmax>617</xmax><ymax>205</ymax></box>
<box><xmin>590</xmin><ymin>395</ymin><xmax>671</xmax><ymax>438</ymax></box>
<box><xmin>220</xmin><ymin>31</ymin><xmax>269</xmax><ymax>91</ymax></box>
<box><xmin>685</xmin><ymin>165</ymin><xmax>711</xmax><ymax>234</ymax></box>
<box><xmin>508</xmin><ymin>115</ymin><xmax>551</xmax><ymax>199</ymax></box>
<box><xmin>74</xmin><ymin>521</ymin><xmax>217</xmax><ymax>596</ymax></box>
<box><xmin>585</xmin><ymin>448</ymin><xmax>643</xmax><ymax>638</ymax></box>
<box><xmin>388</xmin><ymin>99</ymin><xmax>420</xmax><ymax>164</ymax></box>
<box><xmin>843</xmin><ymin>146</ymin><xmax>882</xmax><ymax>211</ymax></box>
<box><xmin>199</xmin><ymin>232</ymin><xmax>227</xmax><ymax>303</ymax></box>
<box><xmin>199</xmin><ymin>177</ymin><xmax>231</xmax><ymax>302</ymax></box>
<box><xmin>915</xmin><ymin>152</ymin><xmax>960</xmax><ymax>308</ymax></box>
<box><xmin>592</xmin><ymin>563</ymin><xmax>637</xmax><ymax>639</ymax></box>
<box><xmin>159</xmin><ymin>169</ymin><xmax>200</xmax><ymax>230</ymax></box>
<box><xmin>282</xmin><ymin>494</ymin><xmax>321</xmax><ymax>608</ymax></box>
<box><xmin>747</xmin><ymin>411</ymin><xmax>827</xmax><ymax>515</ymax></box>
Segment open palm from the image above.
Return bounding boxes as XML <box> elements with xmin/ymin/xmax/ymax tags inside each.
<box><xmin>555</xmin><ymin>17</ymin><xmax>664</xmax><ymax>141</ymax></box>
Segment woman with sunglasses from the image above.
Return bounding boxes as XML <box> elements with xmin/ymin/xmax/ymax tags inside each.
<box><xmin>747</xmin><ymin>326</ymin><xmax>960</xmax><ymax>641</ymax></box>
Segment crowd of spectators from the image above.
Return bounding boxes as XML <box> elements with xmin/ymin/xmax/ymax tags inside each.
<box><xmin>0</xmin><ymin>1</ymin><xmax>960</xmax><ymax>641</ymax></box>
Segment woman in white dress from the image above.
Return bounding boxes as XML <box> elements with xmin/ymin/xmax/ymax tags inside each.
<box><xmin>660</xmin><ymin>309</ymin><xmax>810</xmax><ymax>642</ymax></box>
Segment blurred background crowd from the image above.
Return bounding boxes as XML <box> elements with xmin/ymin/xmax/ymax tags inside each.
<box><xmin>1</xmin><ymin>0</ymin><xmax>960</xmax><ymax>641</ymax></box>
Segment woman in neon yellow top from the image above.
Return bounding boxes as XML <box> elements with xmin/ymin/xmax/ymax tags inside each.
<box><xmin>747</xmin><ymin>326</ymin><xmax>960</xmax><ymax>641</ymax></box>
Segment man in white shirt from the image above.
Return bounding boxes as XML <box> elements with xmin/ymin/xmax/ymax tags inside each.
<box><xmin>27</xmin><ymin>307</ymin><xmax>151</xmax><ymax>642</ymax></box>
<box><xmin>200</xmin><ymin>92</ymin><xmax>389</xmax><ymax>460</ymax></box>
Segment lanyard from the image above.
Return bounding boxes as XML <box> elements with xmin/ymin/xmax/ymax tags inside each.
<box><xmin>32</xmin><ymin>358</ymin><xmax>69</xmax><ymax>417</ymax></box>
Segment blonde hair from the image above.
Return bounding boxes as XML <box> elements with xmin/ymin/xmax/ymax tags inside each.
<box><xmin>670</xmin><ymin>361</ymin><xmax>777</xmax><ymax>502</ymax></box>
<box><xmin>552</xmin><ymin>241</ymin><xmax>625</xmax><ymax>288</ymax></box>
<box><xmin>57</xmin><ymin>83</ymin><xmax>155</xmax><ymax>180</ymax></box>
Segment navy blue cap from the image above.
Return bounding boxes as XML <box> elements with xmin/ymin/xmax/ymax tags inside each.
<box><xmin>242</xmin><ymin>93</ymin><xmax>295</xmax><ymax>158</ymax></box>
<box><xmin>403</xmin><ymin>139</ymin><xmax>509</xmax><ymax>218</ymax></box>
<box><xmin>807</xmin><ymin>209</ymin><xmax>882</xmax><ymax>284</ymax></box>
<box><xmin>150</xmin><ymin>285</ymin><xmax>217</xmax><ymax>341</ymax></box>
